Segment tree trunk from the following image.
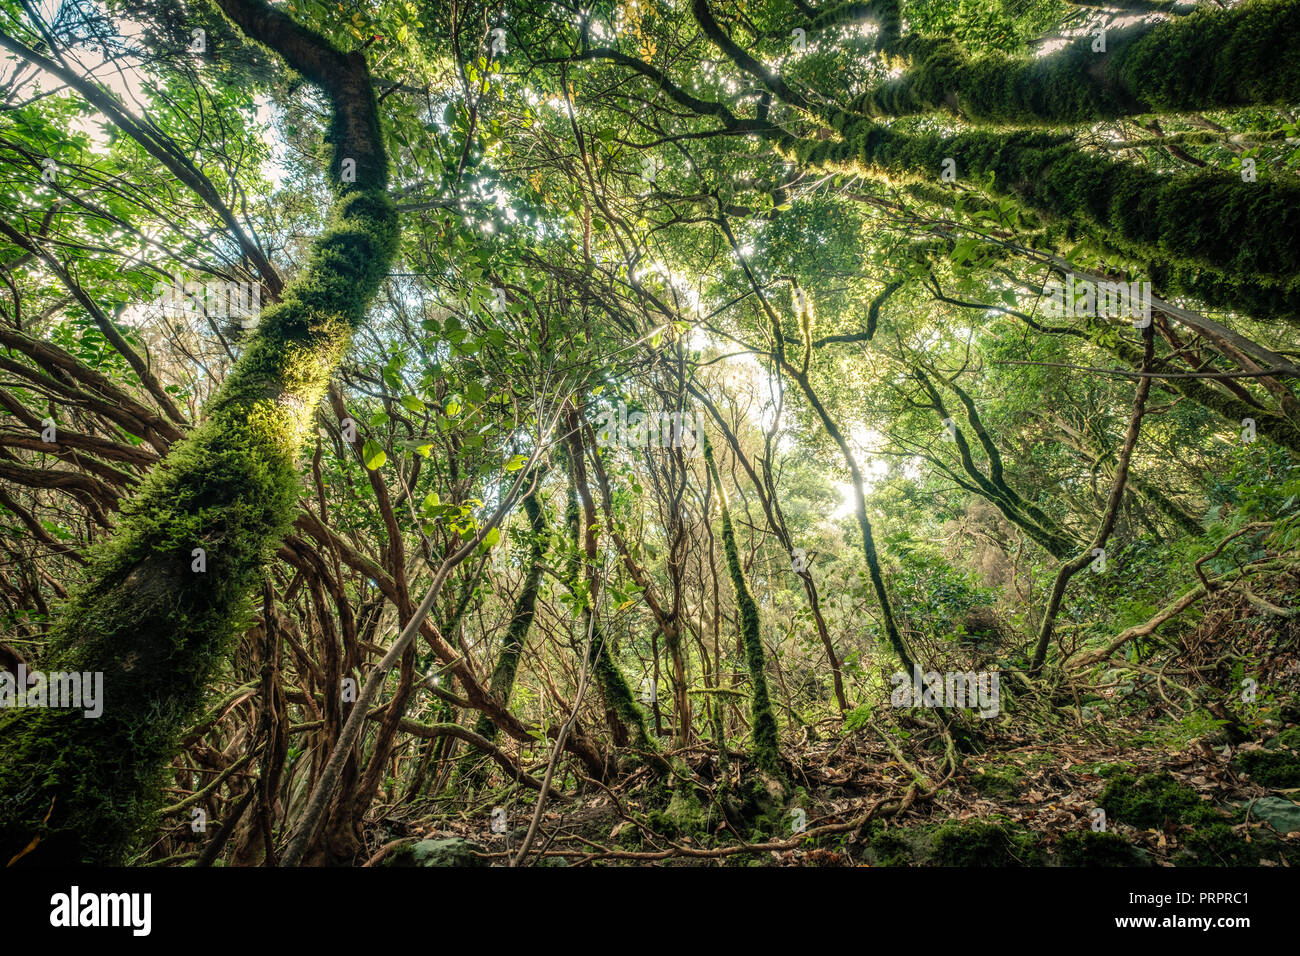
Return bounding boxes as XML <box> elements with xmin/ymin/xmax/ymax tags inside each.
<box><xmin>0</xmin><ymin>0</ymin><xmax>399</xmax><ymax>866</ymax></box>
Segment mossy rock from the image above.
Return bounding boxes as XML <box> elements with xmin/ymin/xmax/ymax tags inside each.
<box><xmin>616</xmin><ymin>821</ymin><xmax>644</xmax><ymax>848</ymax></box>
<box><xmin>1233</xmin><ymin>747</ymin><xmax>1300</xmax><ymax>789</ymax></box>
<box><xmin>734</xmin><ymin>772</ymin><xmax>789</xmax><ymax>838</ymax></box>
<box><xmin>386</xmin><ymin>837</ymin><xmax>488</xmax><ymax>867</ymax></box>
<box><xmin>969</xmin><ymin>766</ymin><xmax>1022</xmax><ymax>799</ymax></box>
<box><xmin>864</xmin><ymin>824</ymin><xmax>925</xmax><ymax>866</ymax></box>
<box><xmin>930</xmin><ymin>821</ymin><xmax>1040</xmax><ymax>867</ymax></box>
<box><xmin>1099</xmin><ymin>772</ymin><xmax>1220</xmax><ymax>829</ymax></box>
<box><xmin>1172</xmin><ymin>823</ymin><xmax>1261</xmax><ymax>867</ymax></box>
<box><xmin>649</xmin><ymin>788</ymin><xmax>711</xmax><ymax>837</ymax></box>
<box><xmin>1055</xmin><ymin>831</ymin><xmax>1153</xmax><ymax>867</ymax></box>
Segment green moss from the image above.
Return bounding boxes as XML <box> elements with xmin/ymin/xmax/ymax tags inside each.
<box><xmin>1172</xmin><ymin>823</ymin><xmax>1261</xmax><ymax>866</ymax></box>
<box><xmin>969</xmin><ymin>766</ymin><xmax>1022</xmax><ymax>799</ymax></box>
<box><xmin>616</xmin><ymin>821</ymin><xmax>643</xmax><ymax>848</ymax></box>
<box><xmin>930</xmin><ymin>821</ymin><xmax>1040</xmax><ymax>866</ymax></box>
<box><xmin>736</xmin><ymin>772</ymin><xmax>790</xmax><ymax>840</ymax></box>
<box><xmin>1056</xmin><ymin>831</ymin><xmax>1152</xmax><ymax>867</ymax></box>
<box><xmin>462</xmin><ymin>482</ymin><xmax>548</xmax><ymax>788</ymax></box>
<box><xmin>553</xmin><ymin>439</ymin><xmax>658</xmax><ymax>763</ymax></box>
<box><xmin>703</xmin><ymin>436</ymin><xmax>783</xmax><ymax>778</ymax></box>
<box><xmin>1076</xmin><ymin>760</ymin><xmax>1135</xmax><ymax>778</ymax></box>
<box><xmin>865</xmin><ymin>825</ymin><xmax>916</xmax><ymax>867</ymax></box>
<box><xmin>862</xmin><ymin>820</ymin><xmax>1043</xmax><ymax>866</ymax></box>
<box><xmin>787</xmin><ymin>119</ymin><xmax>1300</xmax><ymax>290</ymax></box>
<box><xmin>1273</xmin><ymin>727</ymin><xmax>1300</xmax><ymax>750</ymax></box>
<box><xmin>1148</xmin><ymin>261</ymin><xmax>1300</xmax><ymax>327</ymax></box>
<box><xmin>850</xmin><ymin>0</ymin><xmax>1300</xmax><ymax>124</ymax></box>
<box><xmin>1233</xmin><ymin>748</ymin><xmax>1300</xmax><ymax>788</ymax></box>
<box><xmin>0</xmin><ymin>11</ymin><xmax>399</xmax><ymax>865</ymax></box>
<box><xmin>590</xmin><ymin>624</ymin><xmax>656</xmax><ymax>753</ymax></box>
<box><xmin>386</xmin><ymin>837</ymin><xmax>488</xmax><ymax>868</ymax></box>
<box><xmin>649</xmin><ymin>788</ymin><xmax>710</xmax><ymax>837</ymax></box>
<box><xmin>807</xmin><ymin>0</ymin><xmax>900</xmax><ymax>49</ymax></box>
<box><xmin>1100</xmin><ymin>772</ymin><xmax>1222</xmax><ymax>830</ymax></box>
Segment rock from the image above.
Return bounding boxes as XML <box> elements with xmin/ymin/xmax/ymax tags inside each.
<box><xmin>385</xmin><ymin>837</ymin><xmax>488</xmax><ymax>867</ymax></box>
<box><xmin>1248</xmin><ymin>796</ymin><xmax>1300</xmax><ymax>834</ymax></box>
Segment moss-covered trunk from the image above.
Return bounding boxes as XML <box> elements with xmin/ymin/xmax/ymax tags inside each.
<box><xmin>559</xmin><ymin>413</ymin><xmax>657</xmax><ymax>755</ymax></box>
<box><xmin>913</xmin><ymin>368</ymin><xmax>1079</xmax><ymax>560</ymax></box>
<box><xmin>0</xmin><ymin>0</ymin><xmax>398</xmax><ymax>865</ymax></box>
<box><xmin>850</xmin><ymin>0</ymin><xmax>1300</xmax><ymax>124</ymax></box>
<box><xmin>785</xmin><ymin>124</ymin><xmax>1300</xmax><ymax>289</ymax></box>
<box><xmin>460</xmin><ymin>479</ymin><xmax>548</xmax><ymax>787</ymax></box>
<box><xmin>702</xmin><ymin>435</ymin><xmax>782</xmax><ymax>777</ymax></box>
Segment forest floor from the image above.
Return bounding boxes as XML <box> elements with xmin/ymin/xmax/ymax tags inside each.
<box><xmin>376</xmin><ymin>593</ymin><xmax>1300</xmax><ymax>867</ymax></box>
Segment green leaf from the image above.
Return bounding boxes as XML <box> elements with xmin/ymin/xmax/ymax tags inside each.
<box><xmin>483</xmin><ymin>526</ymin><xmax>500</xmax><ymax>547</ymax></box>
<box><xmin>362</xmin><ymin>439</ymin><xmax>387</xmax><ymax>470</ymax></box>
<box><xmin>504</xmin><ymin>454</ymin><xmax>527</xmax><ymax>472</ymax></box>
<box><xmin>400</xmin><ymin>394</ymin><xmax>426</xmax><ymax>413</ymax></box>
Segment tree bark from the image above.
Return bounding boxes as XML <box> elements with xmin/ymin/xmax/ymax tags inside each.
<box><xmin>0</xmin><ymin>0</ymin><xmax>399</xmax><ymax>866</ymax></box>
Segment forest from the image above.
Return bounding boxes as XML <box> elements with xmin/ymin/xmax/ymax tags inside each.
<box><xmin>0</xmin><ymin>0</ymin><xmax>1298</xmax><ymax>873</ymax></box>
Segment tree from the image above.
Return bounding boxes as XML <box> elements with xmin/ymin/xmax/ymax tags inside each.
<box><xmin>0</xmin><ymin>0</ymin><xmax>398</xmax><ymax>866</ymax></box>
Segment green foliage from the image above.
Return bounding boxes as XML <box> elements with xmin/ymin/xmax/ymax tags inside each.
<box><xmin>1100</xmin><ymin>773</ymin><xmax>1222</xmax><ymax>830</ymax></box>
<box><xmin>0</xmin><ymin>2</ymin><xmax>400</xmax><ymax>865</ymax></box>
<box><xmin>885</xmin><ymin>534</ymin><xmax>997</xmax><ymax>637</ymax></box>
<box><xmin>969</xmin><ymin>766</ymin><xmax>1022</xmax><ymax>799</ymax></box>
<box><xmin>4</xmin><ymin>0</ymin><xmax>1300</xmax><ymax>869</ymax></box>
